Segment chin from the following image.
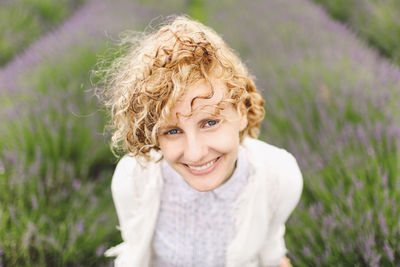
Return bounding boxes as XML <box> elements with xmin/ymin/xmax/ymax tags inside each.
<box><xmin>193</xmin><ymin>184</ymin><xmax>216</xmax><ymax>192</ymax></box>
<box><xmin>188</xmin><ymin>177</ymin><xmax>223</xmax><ymax>192</ymax></box>
<box><xmin>194</xmin><ymin>187</ymin><xmax>212</xmax><ymax>192</ymax></box>
<box><xmin>191</xmin><ymin>185</ymin><xmax>215</xmax><ymax>192</ymax></box>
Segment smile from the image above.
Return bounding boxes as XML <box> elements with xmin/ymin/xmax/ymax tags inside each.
<box><xmin>183</xmin><ymin>157</ymin><xmax>221</xmax><ymax>175</ymax></box>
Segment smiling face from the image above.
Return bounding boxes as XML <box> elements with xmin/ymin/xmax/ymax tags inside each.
<box><xmin>158</xmin><ymin>78</ymin><xmax>248</xmax><ymax>192</ymax></box>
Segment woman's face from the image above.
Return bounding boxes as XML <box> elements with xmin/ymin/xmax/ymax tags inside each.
<box><xmin>158</xmin><ymin>78</ymin><xmax>247</xmax><ymax>192</ymax></box>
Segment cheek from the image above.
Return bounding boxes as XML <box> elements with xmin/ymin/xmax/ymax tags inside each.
<box><xmin>209</xmin><ymin>126</ymin><xmax>241</xmax><ymax>153</ymax></box>
<box><xmin>159</xmin><ymin>138</ymin><xmax>180</xmax><ymax>163</ymax></box>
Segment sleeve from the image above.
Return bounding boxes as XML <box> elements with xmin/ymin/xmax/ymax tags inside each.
<box><xmin>111</xmin><ymin>156</ymin><xmax>139</xmax><ymax>240</ymax></box>
<box><xmin>104</xmin><ymin>156</ymin><xmax>138</xmax><ymax>257</ymax></box>
<box><xmin>259</xmin><ymin>151</ymin><xmax>303</xmax><ymax>267</ymax></box>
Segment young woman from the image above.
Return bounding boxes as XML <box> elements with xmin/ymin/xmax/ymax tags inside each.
<box><xmin>98</xmin><ymin>15</ymin><xmax>303</xmax><ymax>267</ymax></box>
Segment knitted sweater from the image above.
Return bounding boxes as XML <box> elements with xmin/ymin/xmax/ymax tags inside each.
<box><xmin>105</xmin><ymin>137</ymin><xmax>303</xmax><ymax>267</ymax></box>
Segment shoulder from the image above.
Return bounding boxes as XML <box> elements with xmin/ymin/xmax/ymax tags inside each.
<box><xmin>242</xmin><ymin>137</ymin><xmax>288</xmax><ymax>159</ymax></box>
<box><xmin>111</xmin><ymin>152</ymin><xmax>162</xmax><ymax>199</ymax></box>
<box><xmin>242</xmin><ymin>137</ymin><xmax>303</xmax><ymax>208</ymax></box>
<box><xmin>110</xmin><ymin>155</ymin><xmax>140</xmax><ymax>199</ymax></box>
<box><xmin>242</xmin><ymin>137</ymin><xmax>300</xmax><ymax>174</ymax></box>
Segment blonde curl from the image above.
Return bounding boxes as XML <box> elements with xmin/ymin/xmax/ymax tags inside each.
<box><xmin>93</xmin><ymin>15</ymin><xmax>265</xmax><ymax>160</ymax></box>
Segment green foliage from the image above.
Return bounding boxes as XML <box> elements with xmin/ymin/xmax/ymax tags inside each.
<box><xmin>313</xmin><ymin>0</ymin><xmax>400</xmax><ymax>65</ymax></box>
<box><xmin>138</xmin><ymin>0</ymin><xmax>207</xmax><ymax>23</ymax></box>
<box><xmin>287</xmin><ymin>136</ymin><xmax>400</xmax><ymax>265</ymax></box>
<box><xmin>0</xmin><ymin>7</ymin><xmax>41</xmax><ymax>66</ymax></box>
<box><xmin>0</xmin><ymin>0</ymin><xmax>84</xmax><ymax>66</ymax></box>
<box><xmin>203</xmin><ymin>0</ymin><xmax>400</xmax><ymax>264</ymax></box>
<box><xmin>313</xmin><ymin>0</ymin><xmax>355</xmax><ymax>21</ymax></box>
<box><xmin>2</xmin><ymin>0</ymin><xmax>400</xmax><ymax>265</ymax></box>
<box><xmin>0</xmin><ymin>46</ymin><xmax>117</xmax><ymax>266</ymax></box>
<box><xmin>187</xmin><ymin>0</ymin><xmax>207</xmax><ymax>23</ymax></box>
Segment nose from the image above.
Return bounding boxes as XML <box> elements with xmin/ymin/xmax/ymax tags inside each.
<box><xmin>183</xmin><ymin>133</ymin><xmax>208</xmax><ymax>164</ymax></box>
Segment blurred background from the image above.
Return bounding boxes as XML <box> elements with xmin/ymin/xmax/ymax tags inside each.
<box><xmin>1</xmin><ymin>0</ymin><xmax>399</xmax><ymax>266</ymax></box>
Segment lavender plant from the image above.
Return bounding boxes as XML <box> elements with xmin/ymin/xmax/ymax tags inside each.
<box><xmin>312</xmin><ymin>0</ymin><xmax>400</xmax><ymax>66</ymax></box>
<box><xmin>0</xmin><ymin>0</ymin><xmax>153</xmax><ymax>94</ymax></box>
<box><xmin>204</xmin><ymin>0</ymin><xmax>400</xmax><ymax>265</ymax></box>
<box><xmin>0</xmin><ymin>47</ymin><xmax>118</xmax><ymax>266</ymax></box>
<box><xmin>0</xmin><ymin>0</ymin><xmax>158</xmax><ymax>265</ymax></box>
<box><xmin>0</xmin><ymin>0</ymin><xmax>84</xmax><ymax>66</ymax></box>
<box><xmin>2</xmin><ymin>0</ymin><xmax>400</xmax><ymax>265</ymax></box>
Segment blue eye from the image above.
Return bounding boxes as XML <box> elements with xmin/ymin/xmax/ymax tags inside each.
<box><xmin>165</xmin><ymin>129</ymin><xmax>180</xmax><ymax>135</ymax></box>
<box><xmin>204</xmin><ymin>120</ymin><xmax>218</xmax><ymax>127</ymax></box>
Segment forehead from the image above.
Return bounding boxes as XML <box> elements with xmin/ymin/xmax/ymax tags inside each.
<box><xmin>172</xmin><ymin>78</ymin><xmax>227</xmax><ymax>116</ymax></box>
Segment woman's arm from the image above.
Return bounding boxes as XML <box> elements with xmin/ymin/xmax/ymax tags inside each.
<box><xmin>259</xmin><ymin>151</ymin><xmax>303</xmax><ymax>266</ymax></box>
<box><xmin>110</xmin><ymin>156</ymin><xmax>139</xmax><ymax>240</ymax></box>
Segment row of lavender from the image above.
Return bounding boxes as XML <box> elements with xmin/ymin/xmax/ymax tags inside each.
<box><xmin>0</xmin><ymin>0</ymin><xmax>85</xmax><ymax>66</ymax></box>
<box><xmin>0</xmin><ymin>0</ymin><xmax>158</xmax><ymax>265</ymax></box>
<box><xmin>312</xmin><ymin>0</ymin><xmax>400</xmax><ymax>67</ymax></box>
<box><xmin>1</xmin><ymin>0</ymin><xmax>399</xmax><ymax>265</ymax></box>
<box><xmin>204</xmin><ymin>0</ymin><xmax>400</xmax><ymax>265</ymax></box>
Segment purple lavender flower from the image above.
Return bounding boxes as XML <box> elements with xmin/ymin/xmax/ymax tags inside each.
<box><xmin>375</xmin><ymin>122</ymin><xmax>383</xmax><ymax>142</ymax></box>
<box><xmin>31</xmin><ymin>195</ymin><xmax>38</xmax><ymax>210</ymax></box>
<box><xmin>381</xmin><ymin>171</ymin><xmax>388</xmax><ymax>187</ymax></box>
<box><xmin>346</xmin><ymin>188</ymin><xmax>354</xmax><ymax>209</ymax></box>
<box><xmin>73</xmin><ymin>179</ymin><xmax>82</xmax><ymax>190</ymax></box>
<box><xmin>309</xmin><ymin>202</ymin><xmax>323</xmax><ymax>218</ymax></box>
<box><xmin>96</xmin><ymin>245</ymin><xmax>106</xmax><ymax>256</ymax></box>
<box><xmin>356</xmin><ymin>124</ymin><xmax>368</xmax><ymax>146</ymax></box>
<box><xmin>383</xmin><ymin>241</ymin><xmax>394</xmax><ymax>262</ymax></box>
<box><xmin>0</xmin><ymin>160</ymin><xmax>4</xmax><ymax>175</ymax></box>
<box><xmin>77</xmin><ymin>220</ymin><xmax>84</xmax><ymax>234</ymax></box>
<box><xmin>302</xmin><ymin>246</ymin><xmax>312</xmax><ymax>257</ymax></box>
<box><xmin>378</xmin><ymin>212</ymin><xmax>389</xmax><ymax>237</ymax></box>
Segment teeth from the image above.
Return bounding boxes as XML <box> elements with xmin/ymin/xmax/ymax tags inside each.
<box><xmin>188</xmin><ymin>159</ymin><xmax>217</xmax><ymax>171</ymax></box>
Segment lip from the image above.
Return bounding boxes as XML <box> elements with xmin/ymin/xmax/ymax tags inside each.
<box><xmin>183</xmin><ymin>156</ymin><xmax>221</xmax><ymax>176</ymax></box>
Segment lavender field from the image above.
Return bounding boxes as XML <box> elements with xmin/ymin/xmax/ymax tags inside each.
<box><xmin>313</xmin><ymin>0</ymin><xmax>400</xmax><ymax>67</ymax></box>
<box><xmin>1</xmin><ymin>0</ymin><xmax>399</xmax><ymax>266</ymax></box>
<box><xmin>0</xmin><ymin>0</ymin><xmax>85</xmax><ymax>66</ymax></box>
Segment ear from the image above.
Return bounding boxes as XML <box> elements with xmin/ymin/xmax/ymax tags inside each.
<box><xmin>239</xmin><ymin>103</ymin><xmax>248</xmax><ymax>131</ymax></box>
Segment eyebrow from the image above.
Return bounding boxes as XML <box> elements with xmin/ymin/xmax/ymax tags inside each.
<box><xmin>158</xmin><ymin>123</ymin><xmax>179</xmax><ymax>132</ymax></box>
<box><xmin>158</xmin><ymin>100</ymin><xmax>229</xmax><ymax>131</ymax></box>
<box><xmin>177</xmin><ymin>103</ymin><xmax>225</xmax><ymax>119</ymax></box>
<box><xmin>172</xmin><ymin>113</ymin><xmax>223</xmax><ymax>129</ymax></box>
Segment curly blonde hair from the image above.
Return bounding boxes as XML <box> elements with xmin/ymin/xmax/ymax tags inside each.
<box><xmin>95</xmin><ymin>15</ymin><xmax>265</xmax><ymax>160</ymax></box>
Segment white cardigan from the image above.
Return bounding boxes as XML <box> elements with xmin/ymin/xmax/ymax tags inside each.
<box><xmin>105</xmin><ymin>138</ymin><xmax>303</xmax><ymax>267</ymax></box>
